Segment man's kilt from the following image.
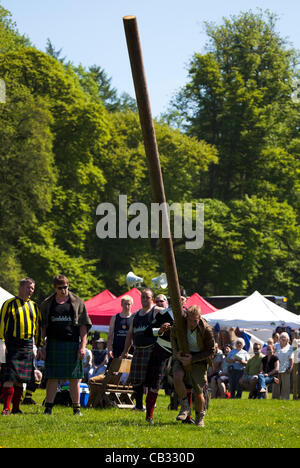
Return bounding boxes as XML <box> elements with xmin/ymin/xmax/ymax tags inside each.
<box><xmin>145</xmin><ymin>343</ymin><xmax>171</xmax><ymax>390</ymax></box>
<box><xmin>130</xmin><ymin>344</ymin><xmax>154</xmax><ymax>386</ymax></box>
<box><xmin>4</xmin><ymin>337</ymin><xmax>35</xmax><ymax>384</ymax></box>
<box><xmin>45</xmin><ymin>340</ymin><xmax>84</xmax><ymax>380</ymax></box>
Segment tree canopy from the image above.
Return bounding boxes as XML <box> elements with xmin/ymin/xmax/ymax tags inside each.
<box><xmin>0</xmin><ymin>6</ymin><xmax>299</xmax><ymax>312</ymax></box>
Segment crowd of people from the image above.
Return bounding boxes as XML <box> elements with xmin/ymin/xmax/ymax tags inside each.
<box><xmin>0</xmin><ymin>277</ymin><xmax>299</xmax><ymax>426</ymax></box>
<box><xmin>208</xmin><ymin>331</ymin><xmax>297</xmax><ymax>401</ymax></box>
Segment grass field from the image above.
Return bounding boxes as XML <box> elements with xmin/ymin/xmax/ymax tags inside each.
<box><xmin>0</xmin><ymin>390</ymin><xmax>299</xmax><ymax>448</ymax></box>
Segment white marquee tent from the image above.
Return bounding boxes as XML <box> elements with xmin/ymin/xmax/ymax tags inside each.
<box><xmin>205</xmin><ymin>291</ymin><xmax>300</xmax><ymax>330</ymax></box>
<box><xmin>0</xmin><ymin>286</ymin><xmax>13</xmax><ymax>308</ymax></box>
<box><xmin>0</xmin><ymin>287</ymin><xmax>13</xmax><ymax>363</ymax></box>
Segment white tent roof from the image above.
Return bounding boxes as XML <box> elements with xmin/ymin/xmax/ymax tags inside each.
<box><xmin>205</xmin><ymin>291</ymin><xmax>300</xmax><ymax>330</ymax></box>
<box><xmin>0</xmin><ymin>286</ymin><xmax>13</xmax><ymax>308</ymax></box>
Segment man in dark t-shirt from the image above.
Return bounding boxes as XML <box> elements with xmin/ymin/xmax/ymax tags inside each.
<box><xmin>41</xmin><ymin>274</ymin><xmax>92</xmax><ymax>415</ymax></box>
<box><xmin>121</xmin><ymin>289</ymin><xmax>164</xmax><ymax>410</ymax></box>
<box><xmin>46</xmin><ymin>298</ymin><xmax>79</xmax><ymax>342</ymax></box>
<box><xmin>107</xmin><ymin>296</ymin><xmax>134</xmax><ymax>360</ymax></box>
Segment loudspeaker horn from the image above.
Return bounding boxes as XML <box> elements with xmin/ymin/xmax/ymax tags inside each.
<box><xmin>151</xmin><ymin>273</ymin><xmax>168</xmax><ymax>289</ymax></box>
<box><xmin>126</xmin><ymin>271</ymin><xmax>144</xmax><ymax>288</ymax></box>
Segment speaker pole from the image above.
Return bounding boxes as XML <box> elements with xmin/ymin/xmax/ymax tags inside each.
<box><xmin>123</xmin><ymin>15</ymin><xmax>189</xmax><ymax>355</ymax></box>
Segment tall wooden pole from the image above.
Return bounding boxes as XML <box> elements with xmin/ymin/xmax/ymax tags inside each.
<box><xmin>123</xmin><ymin>15</ymin><xmax>189</xmax><ymax>354</ymax></box>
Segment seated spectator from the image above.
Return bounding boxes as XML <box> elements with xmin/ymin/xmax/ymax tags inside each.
<box><xmin>261</xmin><ymin>338</ymin><xmax>274</xmax><ymax>355</ymax></box>
<box><xmin>273</xmin><ymin>332</ymin><xmax>294</xmax><ymax>400</ymax></box>
<box><xmin>272</xmin><ymin>332</ymin><xmax>280</xmax><ymax>351</ymax></box>
<box><xmin>218</xmin><ymin>329</ymin><xmax>233</xmax><ymax>350</ymax></box>
<box><xmin>83</xmin><ymin>347</ymin><xmax>92</xmax><ymax>382</ymax></box>
<box><xmin>88</xmin><ymin>338</ymin><xmax>108</xmax><ymax>380</ymax></box>
<box><xmin>226</xmin><ymin>338</ymin><xmax>249</xmax><ymax>399</ymax></box>
<box><xmin>257</xmin><ymin>344</ymin><xmax>279</xmax><ymax>398</ymax></box>
<box><xmin>208</xmin><ymin>343</ymin><xmax>223</xmax><ymax>386</ymax></box>
<box><xmin>210</xmin><ymin>344</ymin><xmax>231</xmax><ymax>398</ymax></box>
<box><xmin>239</xmin><ymin>343</ymin><xmax>264</xmax><ymax>398</ymax></box>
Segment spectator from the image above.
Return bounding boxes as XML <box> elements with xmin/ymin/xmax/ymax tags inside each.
<box><xmin>262</xmin><ymin>338</ymin><xmax>274</xmax><ymax>356</ymax></box>
<box><xmin>0</xmin><ymin>277</ymin><xmax>43</xmax><ymax>415</ymax></box>
<box><xmin>107</xmin><ymin>296</ymin><xmax>134</xmax><ymax>361</ymax></box>
<box><xmin>181</xmin><ymin>296</ymin><xmax>188</xmax><ymax>311</ymax></box>
<box><xmin>217</xmin><ymin>329</ymin><xmax>233</xmax><ymax>350</ymax></box>
<box><xmin>207</xmin><ymin>343</ymin><xmax>223</xmax><ymax>392</ymax></box>
<box><xmin>226</xmin><ymin>338</ymin><xmax>249</xmax><ymax>399</ymax></box>
<box><xmin>155</xmin><ymin>294</ymin><xmax>169</xmax><ymax>309</ymax></box>
<box><xmin>272</xmin><ymin>332</ymin><xmax>280</xmax><ymax>351</ymax></box>
<box><xmin>171</xmin><ymin>305</ymin><xmax>215</xmax><ymax>427</ymax></box>
<box><xmin>88</xmin><ymin>339</ymin><xmax>108</xmax><ymax>379</ymax></box>
<box><xmin>83</xmin><ymin>347</ymin><xmax>92</xmax><ymax>382</ymax></box>
<box><xmin>239</xmin><ymin>343</ymin><xmax>264</xmax><ymax>398</ymax></box>
<box><xmin>41</xmin><ymin>274</ymin><xmax>92</xmax><ymax>415</ymax></box>
<box><xmin>273</xmin><ymin>332</ymin><xmax>294</xmax><ymax>400</ymax></box>
<box><xmin>210</xmin><ymin>344</ymin><xmax>232</xmax><ymax>398</ymax></box>
<box><xmin>257</xmin><ymin>344</ymin><xmax>279</xmax><ymax>398</ymax></box>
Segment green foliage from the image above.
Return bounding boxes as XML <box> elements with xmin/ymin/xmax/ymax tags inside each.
<box><xmin>74</xmin><ymin>63</ymin><xmax>137</xmax><ymax>112</ymax></box>
<box><xmin>0</xmin><ymin>46</ymin><xmax>109</xmax><ymax>298</ymax></box>
<box><xmin>0</xmin><ymin>6</ymin><xmax>299</xmax><ymax>312</ymax></box>
<box><xmin>0</xmin><ymin>83</ymin><xmax>55</xmax><ymax>239</ymax></box>
<box><xmin>18</xmin><ymin>225</ymin><xmax>103</xmax><ymax>301</ymax></box>
<box><xmin>0</xmin><ymin>5</ymin><xmax>31</xmax><ymax>53</ymax></box>
<box><xmin>165</xmin><ymin>10</ymin><xmax>300</xmax><ymax>311</ymax></box>
<box><xmin>169</xmin><ymin>10</ymin><xmax>299</xmax><ymax>202</ymax></box>
<box><xmin>177</xmin><ymin>197</ymin><xmax>300</xmax><ymax>307</ymax></box>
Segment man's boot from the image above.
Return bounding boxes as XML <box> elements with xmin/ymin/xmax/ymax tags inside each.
<box><xmin>176</xmin><ymin>396</ymin><xmax>191</xmax><ymax>421</ymax></box>
<box><xmin>195</xmin><ymin>411</ymin><xmax>205</xmax><ymax>427</ymax></box>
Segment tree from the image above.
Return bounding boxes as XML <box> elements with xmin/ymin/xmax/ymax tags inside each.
<box><xmin>0</xmin><ymin>83</ymin><xmax>55</xmax><ymax>244</ymax></box>
<box><xmin>0</xmin><ymin>48</ymin><xmax>110</xmax><ymax>297</ymax></box>
<box><xmin>0</xmin><ymin>5</ymin><xmax>30</xmax><ymax>54</ymax></box>
<box><xmin>169</xmin><ymin>10</ymin><xmax>299</xmax><ymax>202</ymax></box>
<box><xmin>73</xmin><ymin>64</ymin><xmax>137</xmax><ymax>112</ymax></box>
<box><xmin>89</xmin><ymin>110</ymin><xmax>218</xmax><ymax>292</ymax></box>
<box><xmin>45</xmin><ymin>38</ymin><xmax>66</xmax><ymax>63</ymax></box>
<box><xmin>175</xmin><ymin>197</ymin><xmax>300</xmax><ymax>310</ymax></box>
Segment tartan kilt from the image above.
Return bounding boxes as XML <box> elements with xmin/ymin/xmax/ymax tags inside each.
<box><xmin>4</xmin><ymin>337</ymin><xmax>35</xmax><ymax>384</ymax></box>
<box><xmin>144</xmin><ymin>343</ymin><xmax>171</xmax><ymax>390</ymax></box>
<box><xmin>130</xmin><ymin>344</ymin><xmax>154</xmax><ymax>386</ymax></box>
<box><xmin>45</xmin><ymin>340</ymin><xmax>83</xmax><ymax>380</ymax></box>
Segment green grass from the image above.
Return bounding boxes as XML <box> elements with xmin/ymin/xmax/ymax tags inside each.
<box><xmin>0</xmin><ymin>390</ymin><xmax>299</xmax><ymax>448</ymax></box>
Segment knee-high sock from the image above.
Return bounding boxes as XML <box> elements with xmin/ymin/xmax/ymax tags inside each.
<box><xmin>146</xmin><ymin>391</ymin><xmax>158</xmax><ymax>419</ymax></box>
<box><xmin>186</xmin><ymin>390</ymin><xmax>193</xmax><ymax>420</ymax></box>
<box><xmin>2</xmin><ymin>386</ymin><xmax>14</xmax><ymax>411</ymax></box>
<box><xmin>133</xmin><ymin>384</ymin><xmax>144</xmax><ymax>409</ymax></box>
<box><xmin>12</xmin><ymin>385</ymin><xmax>23</xmax><ymax>412</ymax></box>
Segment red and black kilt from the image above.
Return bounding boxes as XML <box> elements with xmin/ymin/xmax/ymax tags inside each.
<box><xmin>129</xmin><ymin>344</ymin><xmax>154</xmax><ymax>386</ymax></box>
<box><xmin>4</xmin><ymin>337</ymin><xmax>35</xmax><ymax>384</ymax></box>
<box><xmin>144</xmin><ymin>343</ymin><xmax>171</xmax><ymax>390</ymax></box>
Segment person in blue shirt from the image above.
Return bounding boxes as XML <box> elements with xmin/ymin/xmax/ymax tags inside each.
<box><xmin>226</xmin><ymin>338</ymin><xmax>249</xmax><ymax>399</ymax></box>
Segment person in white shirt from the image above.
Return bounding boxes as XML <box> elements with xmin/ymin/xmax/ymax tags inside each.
<box><xmin>226</xmin><ymin>338</ymin><xmax>249</xmax><ymax>399</ymax></box>
<box><xmin>273</xmin><ymin>332</ymin><xmax>294</xmax><ymax>400</ymax></box>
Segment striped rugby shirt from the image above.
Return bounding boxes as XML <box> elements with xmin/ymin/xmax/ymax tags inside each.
<box><xmin>0</xmin><ymin>296</ymin><xmax>43</xmax><ymax>346</ymax></box>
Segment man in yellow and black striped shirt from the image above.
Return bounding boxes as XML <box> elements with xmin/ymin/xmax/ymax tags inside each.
<box><xmin>0</xmin><ymin>293</ymin><xmax>42</xmax><ymax>345</ymax></box>
<box><xmin>0</xmin><ymin>277</ymin><xmax>42</xmax><ymax>415</ymax></box>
